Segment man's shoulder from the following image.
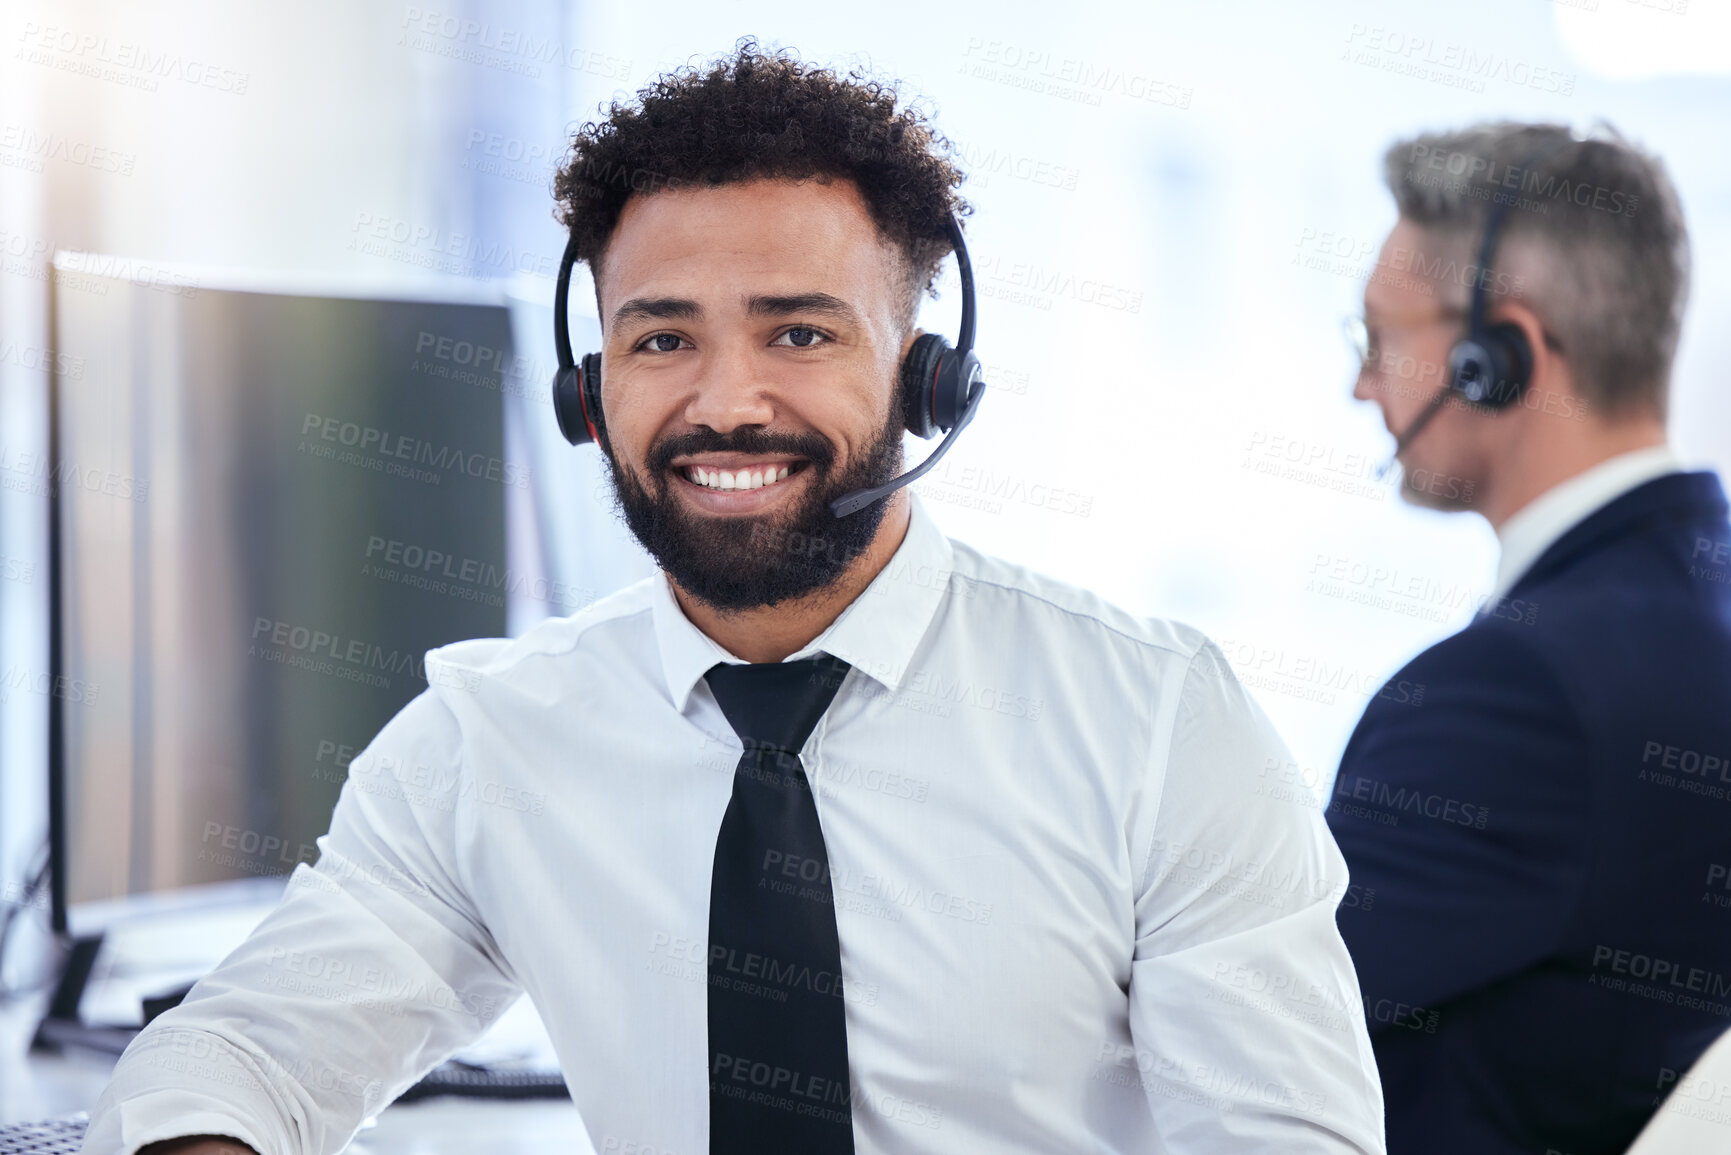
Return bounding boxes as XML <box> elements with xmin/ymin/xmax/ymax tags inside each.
<box><xmin>1508</xmin><ymin>468</ymin><xmax>1731</xmax><ymax>620</ymax></box>
<box><xmin>1376</xmin><ymin>614</ymin><xmax>1564</xmax><ymax>703</ymax></box>
<box><xmin>944</xmin><ymin>537</ymin><xmax>1208</xmax><ymax>665</ymax></box>
<box><xmin>1470</xmin><ymin>477</ymin><xmax>1731</xmax><ymax>683</ymax></box>
<box><xmin>1341</xmin><ymin>616</ymin><xmax>1583</xmax><ymax>772</ymax></box>
<box><xmin>422</xmin><ymin>576</ymin><xmax>660</xmax><ymax>686</ymax></box>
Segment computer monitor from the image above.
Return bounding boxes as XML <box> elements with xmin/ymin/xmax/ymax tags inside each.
<box><xmin>47</xmin><ymin>256</ymin><xmax>515</xmax><ymax>944</ymax></box>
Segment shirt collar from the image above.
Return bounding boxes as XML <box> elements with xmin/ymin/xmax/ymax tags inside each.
<box><xmin>651</xmin><ymin>493</ymin><xmax>955</xmax><ymax>712</ymax></box>
<box><xmin>1492</xmin><ymin>444</ymin><xmax>1683</xmax><ymax>597</ymax></box>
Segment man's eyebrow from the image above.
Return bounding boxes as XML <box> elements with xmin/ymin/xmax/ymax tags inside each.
<box><xmin>746</xmin><ymin>292</ymin><xmax>860</xmax><ymax>322</ymax></box>
<box><xmin>610</xmin><ymin>296</ymin><xmax>702</xmax><ymax>330</ymax></box>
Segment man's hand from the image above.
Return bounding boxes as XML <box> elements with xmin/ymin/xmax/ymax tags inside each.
<box><xmin>137</xmin><ymin>1137</ymin><xmax>259</xmax><ymax>1154</ymax></box>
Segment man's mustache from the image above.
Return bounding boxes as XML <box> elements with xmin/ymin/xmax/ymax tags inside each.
<box><xmin>646</xmin><ymin>428</ymin><xmax>837</xmax><ymax>477</ymax></box>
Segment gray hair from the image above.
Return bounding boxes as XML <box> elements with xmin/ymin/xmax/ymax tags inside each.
<box><xmin>1383</xmin><ymin>121</ymin><xmax>1689</xmax><ymax>419</ymax></box>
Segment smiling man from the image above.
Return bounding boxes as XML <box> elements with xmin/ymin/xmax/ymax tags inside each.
<box><xmin>85</xmin><ymin>43</ymin><xmax>1383</xmax><ymax>1155</ymax></box>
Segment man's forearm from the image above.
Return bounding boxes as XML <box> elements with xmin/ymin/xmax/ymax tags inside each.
<box><xmin>138</xmin><ymin>1137</ymin><xmax>259</xmax><ymax>1155</ymax></box>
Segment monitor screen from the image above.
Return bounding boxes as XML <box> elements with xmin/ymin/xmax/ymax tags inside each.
<box><xmin>50</xmin><ymin>261</ymin><xmax>514</xmax><ymax>936</ymax></box>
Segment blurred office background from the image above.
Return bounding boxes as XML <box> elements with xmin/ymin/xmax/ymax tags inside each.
<box><xmin>3</xmin><ymin>0</ymin><xmax>1729</xmax><ymax>993</ymax></box>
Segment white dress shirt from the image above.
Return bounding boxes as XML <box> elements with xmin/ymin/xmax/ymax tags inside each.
<box><xmin>84</xmin><ymin>494</ymin><xmax>1386</xmax><ymax>1155</ymax></box>
<box><xmin>1492</xmin><ymin>444</ymin><xmax>1683</xmax><ymax>596</ymax></box>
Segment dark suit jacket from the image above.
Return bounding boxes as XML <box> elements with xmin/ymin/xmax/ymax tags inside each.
<box><xmin>1327</xmin><ymin>470</ymin><xmax>1731</xmax><ymax>1155</ymax></box>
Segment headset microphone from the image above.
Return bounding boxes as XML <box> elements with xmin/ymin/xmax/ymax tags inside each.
<box><xmin>551</xmin><ymin>211</ymin><xmax>987</xmax><ymax>520</ymax></box>
<box><xmin>1374</xmin><ymin>385</ymin><xmax>1452</xmax><ymax>482</ymax></box>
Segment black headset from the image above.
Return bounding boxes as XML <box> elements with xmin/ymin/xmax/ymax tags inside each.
<box><xmin>551</xmin><ymin>211</ymin><xmax>987</xmax><ymax>519</ymax></box>
<box><xmin>1385</xmin><ymin>139</ymin><xmax>1570</xmax><ymax>464</ymax></box>
<box><xmin>1446</xmin><ymin>137</ymin><xmax>1580</xmax><ymax>407</ymax></box>
<box><xmin>1445</xmin><ymin>198</ymin><xmax>1531</xmax><ymax>407</ymax></box>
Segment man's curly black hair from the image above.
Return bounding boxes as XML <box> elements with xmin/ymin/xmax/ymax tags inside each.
<box><xmin>553</xmin><ymin>39</ymin><xmax>968</xmax><ymax>326</ymax></box>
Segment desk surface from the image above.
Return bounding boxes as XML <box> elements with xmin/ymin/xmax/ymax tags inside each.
<box><xmin>1</xmin><ymin>994</ymin><xmax>593</xmax><ymax>1153</ymax></box>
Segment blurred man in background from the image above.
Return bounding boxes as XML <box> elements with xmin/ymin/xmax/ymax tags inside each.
<box><xmin>1329</xmin><ymin>120</ymin><xmax>1731</xmax><ymax>1154</ymax></box>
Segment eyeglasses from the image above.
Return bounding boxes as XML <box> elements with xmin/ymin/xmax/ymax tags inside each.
<box><xmin>1341</xmin><ymin>308</ymin><xmax>1467</xmax><ymax>375</ymax></box>
<box><xmin>1343</xmin><ymin>309</ymin><xmax>1564</xmax><ymax>377</ymax></box>
<box><xmin>1342</xmin><ymin>314</ymin><xmax>1372</xmax><ymax>370</ymax></box>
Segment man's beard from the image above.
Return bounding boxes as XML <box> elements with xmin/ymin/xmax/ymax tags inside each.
<box><xmin>1393</xmin><ymin>441</ymin><xmax>1482</xmax><ymax>513</ymax></box>
<box><xmin>1398</xmin><ymin>468</ymin><xmax>1476</xmax><ymax>512</ymax></box>
<box><xmin>607</xmin><ymin>412</ymin><xmax>905</xmax><ymax>614</ymax></box>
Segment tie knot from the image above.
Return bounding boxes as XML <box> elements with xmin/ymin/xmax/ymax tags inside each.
<box><xmin>704</xmin><ymin>654</ymin><xmax>851</xmax><ymax>754</ymax></box>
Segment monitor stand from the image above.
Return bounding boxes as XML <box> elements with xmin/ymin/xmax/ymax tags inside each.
<box><xmin>31</xmin><ymin>934</ymin><xmax>138</xmax><ymax>1055</ymax></box>
<box><xmin>33</xmin><ymin>880</ymin><xmax>287</xmax><ymax>1056</ymax></box>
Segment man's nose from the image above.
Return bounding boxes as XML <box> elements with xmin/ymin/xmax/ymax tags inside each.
<box><xmin>682</xmin><ymin>345</ymin><xmax>776</xmax><ymax>433</ymax></box>
<box><xmin>1351</xmin><ymin>363</ymin><xmax>1379</xmax><ymax>404</ymax></box>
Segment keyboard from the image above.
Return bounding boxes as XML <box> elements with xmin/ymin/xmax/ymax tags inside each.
<box><xmin>0</xmin><ymin>1113</ymin><xmax>87</xmax><ymax>1154</ymax></box>
<box><xmin>0</xmin><ymin>1062</ymin><xmax>567</xmax><ymax>1151</ymax></box>
<box><xmin>393</xmin><ymin>1062</ymin><xmax>568</xmax><ymax>1102</ymax></box>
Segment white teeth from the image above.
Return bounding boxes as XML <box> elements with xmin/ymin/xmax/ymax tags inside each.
<box><xmin>686</xmin><ymin>464</ymin><xmax>796</xmax><ymax>491</ymax></box>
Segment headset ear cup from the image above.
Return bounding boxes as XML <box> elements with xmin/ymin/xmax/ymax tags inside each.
<box><xmin>551</xmin><ymin>354</ymin><xmax>605</xmax><ymax>446</ymax></box>
<box><xmin>900</xmin><ymin>333</ymin><xmax>950</xmax><ymax>439</ymax></box>
<box><xmin>1448</xmin><ymin>325</ymin><xmax>1533</xmax><ymax>409</ymax></box>
<box><xmin>936</xmin><ymin>350</ymin><xmax>980</xmax><ymax>431</ymax></box>
<box><xmin>579</xmin><ymin>352</ymin><xmax>606</xmax><ymax>445</ymax></box>
<box><xmin>1446</xmin><ymin>337</ymin><xmax>1496</xmax><ymax>407</ymax></box>
<box><xmin>552</xmin><ymin>365</ymin><xmax>591</xmax><ymax>446</ymax></box>
<box><xmin>1481</xmin><ymin>322</ymin><xmax>1533</xmax><ymax>409</ymax></box>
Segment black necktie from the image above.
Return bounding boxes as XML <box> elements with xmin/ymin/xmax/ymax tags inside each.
<box><xmin>704</xmin><ymin>654</ymin><xmax>855</xmax><ymax>1153</ymax></box>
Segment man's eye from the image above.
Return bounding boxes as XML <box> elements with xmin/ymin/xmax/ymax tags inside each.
<box><xmin>639</xmin><ymin>333</ymin><xmax>687</xmax><ymax>353</ymax></box>
<box><xmin>774</xmin><ymin>326</ymin><xmax>826</xmax><ymax>349</ymax></box>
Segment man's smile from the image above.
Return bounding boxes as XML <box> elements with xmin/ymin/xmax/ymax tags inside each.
<box><xmin>669</xmin><ymin>455</ymin><xmax>814</xmax><ymax>511</ymax></box>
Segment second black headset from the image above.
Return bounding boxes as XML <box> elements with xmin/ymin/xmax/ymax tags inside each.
<box><xmin>551</xmin><ymin>211</ymin><xmax>987</xmax><ymax>519</ymax></box>
<box><xmin>1381</xmin><ymin>138</ymin><xmax>1571</xmax><ymax>472</ymax></box>
<box><xmin>1443</xmin><ymin>137</ymin><xmax>1574</xmax><ymax>408</ymax></box>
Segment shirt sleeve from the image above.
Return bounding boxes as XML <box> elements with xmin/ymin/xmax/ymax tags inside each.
<box><xmin>1124</xmin><ymin>639</ymin><xmax>1386</xmax><ymax>1154</ymax></box>
<box><xmin>80</xmin><ymin>674</ymin><xmax>524</xmax><ymax>1155</ymax></box>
